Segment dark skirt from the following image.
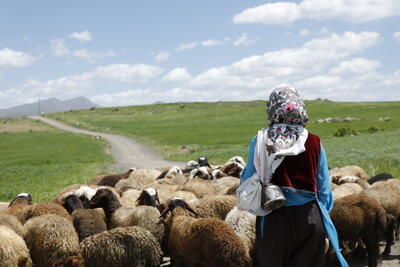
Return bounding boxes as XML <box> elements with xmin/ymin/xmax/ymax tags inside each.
<box><xmin>256</xmin><ymin>200</ymin><xmax>326</xmax><ymax>267</ymax></box>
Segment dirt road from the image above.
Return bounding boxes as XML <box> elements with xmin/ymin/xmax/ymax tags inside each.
<box><xmin>30</xmin><ymin>116</ymin><xmax>184</xmax><ymax>171</ymax></box>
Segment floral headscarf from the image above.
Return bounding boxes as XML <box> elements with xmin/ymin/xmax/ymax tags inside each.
<box><xmin>265</xmin><ymin>86</ymin><xmax>308</xmax><ymax>154</ymax></box>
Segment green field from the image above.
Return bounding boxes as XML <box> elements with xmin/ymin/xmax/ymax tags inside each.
<box><xmin>0</xmin><ymin>118</ymin><xmax>112</xmax><ymax>202</ymax></box>
<box><xmin>46</xmin><ymin>100</ymin><xmax>400</xmax><ymax>177</ymax></box>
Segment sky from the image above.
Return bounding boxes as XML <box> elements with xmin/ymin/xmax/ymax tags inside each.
<box><xmin>0</xmin><ymin>0</ymin><xmax>400</xmax><ymax>108</ymax></box>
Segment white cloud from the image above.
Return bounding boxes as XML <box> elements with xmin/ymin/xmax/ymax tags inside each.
<box><xmin>155</xmin><ymin>52</ymin><xmax>170</xmax><ymax>62</ymax></box>
<box><xmin>176</xmin><ymin>42</ymin><xmax>198</xmax><ymax>51</ymax></box>
<box><xmin>188</xmin><ymin>31</ymin><xmax>383</xmax><ymax>101</ymax></box>
<box><xmin>233</xmin><ymin>33</ymin><xmax>257</xmax><ymax>47</ymax></box>
<box><xmin>50</xmin><ymin>38</ymin><xmax>115</xmax><ymax>62</ymax></box>
<box><xmin>330</xmin><ymin>58</ymin><xmax>381</xmax><ymax>75</ymax></box>
<box><xmin>163</xmin><ymin>68</ymin><xmax>192</xmax><ymax>82</ymax></box>
<box><xmin>299</xmin><ymin>29</ymin><xmax>310</xmax><ymax>36</ymax></box>
<box><xmin>50</xmin><ymin>39</ymin><xmax>70</xmax><ymax>56</ymax></box>
<box><xmin>233</xmin><ymin>0</ymin><xmax>400</xmax><ymax>24</ymax></box>
<box><xmin>393</xmin><ymin>32</ymin><xmax>400</xmax><ymax>42</ymax></box>
<box><xmin>69</xmin><ymin>31</ymin><xmax>93</xmax><ymax>42</ymax></box>
<box><xmin>0</xmin><ymin>48</ymin><xmax>36</xmax><ymax>69</ymax></box>
<box><xmin>201</xmin><ymin>39</ymin><xmax>223</xmax><ymax>47</ymax></box>
<box><xmin>94</xmin><ymin>63</ymin><xmax>162</xmax><ymax>83</ymax></box>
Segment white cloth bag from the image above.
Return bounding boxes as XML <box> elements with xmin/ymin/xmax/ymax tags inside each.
<box><xmin>237</xmin><ymin>173</ymin><xmax>270</xmax><ymax>216</ymax></box>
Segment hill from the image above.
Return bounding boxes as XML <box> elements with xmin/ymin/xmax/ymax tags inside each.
<box><xmin>0</xmin><ymin>97</ymin><xmax>100</xmax><ymax>118</ymax></box>
<box><xmin>45</xmin><ymin>100</ymin><xmax>400</xmax><ymax>177</ymax></box>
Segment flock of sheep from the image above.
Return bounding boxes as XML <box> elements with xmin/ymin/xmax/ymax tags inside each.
<box><xmin>0</xmin><ymin>155</ymin><xmax>398</xmax><ymax>267</ymax></box>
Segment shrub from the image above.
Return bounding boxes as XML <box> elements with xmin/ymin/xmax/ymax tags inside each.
<box><xmin>334</xmin><ymin>128</ymin><xmax>358</xmax><ymax>137</ymax></box>
<box><xmin>367</xmin><ymin>126</ymin><xmax>380</xmax><ymax>133</ymax></box>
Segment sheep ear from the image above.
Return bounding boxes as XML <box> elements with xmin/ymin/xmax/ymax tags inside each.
<box><xmin>184</xmin><ymin>205</ymin><xmax>198</xmax><ymax>217</ymax></box>
<box><xmin>159</xmin><ymin>207</ymin><xmax>171</xmax><ymax>218</ymax></box>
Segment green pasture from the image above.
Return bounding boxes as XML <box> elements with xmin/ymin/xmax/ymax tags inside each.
<box><xmin>0</xmin><ymin>118</ymin><xmax>112</xmax><ymax>202</ymax></box>
<box><xmin>46</xmin><ymin>100</ymin><xmax>400</xmax><ymax>177</ymax></box>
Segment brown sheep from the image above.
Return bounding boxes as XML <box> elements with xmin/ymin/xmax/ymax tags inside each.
<box><xmin>21</xmin><ymin>202</ymin><xmax>72</xmax><ymax>224</ymax></box>
<box><xmin>81</xmin><ymin>226</ymin><xmax>162</xmax><ymax>267</ymax></box>
<box><xmin>63</xmin><ymin>194</ymin><xmax>107</xmax><ymax>242</ymax></box>
<box><xmin>159</xmin><ymin>198</ymin><xmax>250</xmax><ymax>267</ymax></box>
<box><xmin>96</xmin><ymin>168</ymin><xmax>136</xmax><ymax>187</ymax></box>
<box><xmin>330</xmin><ymin>193</ymin><xmax>387</xmax><ymax>267</ymax></box>
<box><xmin>0</xmin><ymin>213</ymin><xmax>26</xmax><ymax>237</ymax></box>
<box><xmin>24</xmin><ymin>214</ymin><xmax>84</xmax><ymax>267</ymax></box>
<box><xmin>6</xmin><ymin>193</ymin><xmax>32</xmax><ymax>223</ymax></box>
<box><xmin>0</xmin><ymin>225</ymin><xmax>32</xmax><ymax>267</ymax></box>
<box><xmin>190</xmin><ymin>195</ymin><xmax>237</xmax><ymax>220</ymax></box>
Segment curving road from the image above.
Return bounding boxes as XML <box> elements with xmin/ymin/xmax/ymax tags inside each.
<box><xmin>29</xmin><ymin>116</ymin><xmax>184</xmax><ymax>171</ymax></box>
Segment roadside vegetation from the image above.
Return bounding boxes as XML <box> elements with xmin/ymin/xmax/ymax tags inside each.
<box><xmin>46</xmin><ymin>100</ymin><xmax>400</xmax><ymax>177</ymax></box>
<box><xmin>0</xmin><ymin>117</ymin><xmax>112</xmax><ymax>202</ymax></box>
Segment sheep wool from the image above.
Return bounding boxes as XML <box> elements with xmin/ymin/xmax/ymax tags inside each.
<box><xmin>21</xmin><ymin>202</ymin><xmax>72</xmax><ymax>224</ymax></box>
<box><xmin>81</xmin><ymin>226</ymin><xmax>162</xmax><ymax>267</ymax></box>
<box><xmin>24</xmin><ymin>214</ymin><xmax>83</xmax><ymax>267</ymax></box>
<box><xmin>0</xmin><ymin>225</ymin><xmax>32</xmax><ymax>267</ymax></box>
<box><xmin>0</xmin><ymin>213</ymin><xmax>26</xmax><ymax>237</ymax></box>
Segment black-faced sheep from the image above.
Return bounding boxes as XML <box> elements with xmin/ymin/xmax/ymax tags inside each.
<box><xmin>368</xmin><ymin>173</ymin><xmax>394</xmax><ymax>184</ymax></box>
<box><xmin>81</xmin><ymin>226</ymin><xmax>162</xmax><ymax>267</ymax></box>
<box><xmin>329</xmin><ymin>193</ymin><xmax>387</xmax><ymax>267</ymax></box>
<box><xmin>24</xmin><ymin>214</ymin><xmax>84</xmax><ymax>267</ymax></box>
<box><xmin>159</xmin><ymin>198</ymin><xmax>250</xmax><ymax>267</ymax></box>
<box><xmin>0</xmin><ymin>225</ymin><xmax>32</xmax><ymax>267</ymax></box>
<box><xmin>156</xmin><ymin>166</ymin><xmax>183</xmax><ymax>179</ymax></box>
<box><xmin>63</xmin><ymin>194</ymin><xmax>107</xmax><ymax>242</ymax></box>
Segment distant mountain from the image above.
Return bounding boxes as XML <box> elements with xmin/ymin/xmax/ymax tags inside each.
<box><xmin>0</xmin><ymin>97</ymin><xmax>100</xmax><ymax>118</ymax></box>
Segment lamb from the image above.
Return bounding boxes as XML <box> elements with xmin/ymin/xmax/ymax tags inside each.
<box><xmin>21</xmin><ymin>201</ymin><xmax>72</xmax><ymax>224</ymax></box>
<box><xmin>6</xmin><ymin>193</ymin><xmax>32</xmax><ymax>223</ymax></box>
<box><xmin>329</xmin><ymin>193</ymin><xmax>387</xmax><ymax>267</ymax></box>
<box><xmin>63</xmin><ymin>194</ymin><xmax>107</xmax><ymax>242</ymax></box>
<box><xmin>0</xmin><ymin>213</ymin><xmax>25</xmax><ymax>237</ymax></box>
<box><xmin>81</xmin><ymin>226</ymin><xmax>162</xmax><ymax>267</ymax></box>
<box><xmin>225</xmin><ymin>207</ymin><xmax>256</xmax><ymax>259</ymax></box>
<box><xmin>368</xmin><ymin>173</ymin><xmax>394</xmax><ymax>184</ymax></box>
<box><xmin>24</xmin><ymin>214</ymin><xmax>84</xmax><ymax>267</ymax></box>
<box><xmin>96</xmin><ymin>167</ymin><xmax>136</xmax><ymax>187</ymax></box>
<box><xmin>159</xmin><ymin>198</ymin><xmax>250</xmax><ymax>267</ymax></box>
<box><xmin>0</xmin><ymin>225</ymin><xmax>32</xmax><ymax>267</ymax></box>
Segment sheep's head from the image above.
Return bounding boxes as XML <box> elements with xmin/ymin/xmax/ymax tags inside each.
<box><xmin>9</xmin><ymin>192</ymin><xmax>32</xmax><ymax>207</ymax></box>
<box><xmin>63</xmin><ymin>194</ymin><xmax>83</xmax><ymax>214</ymax></box>
<box><xmin>89</xmin><ymin>189</ymin><xmax>119</xmax><ymax>210</ymax></box>
<box><xmin>159</xmin><ymin>198</ymin><xmax>198</xmax><ymax>222</ymax></box>
<box><xmin>198</xmin><ymin>157</ymin><xmax>211</xmax><ymax>168</ymax></box>
<box><xmin>136</xmin><ymin>187</ymin><xmax>160</xmax><ymax>207</ymax></box>
<box><xmin>220</xmin><ymin>162</ymin><xmax>244</xmax><ymax>178</ymax></box>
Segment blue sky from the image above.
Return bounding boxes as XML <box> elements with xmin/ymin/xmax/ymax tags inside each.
<box><xmin>1</xmin><ymin>0</ymin><xmax>399</xmax><ymax>108</ymax></box>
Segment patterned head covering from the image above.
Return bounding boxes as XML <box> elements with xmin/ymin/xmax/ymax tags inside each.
<box><xmin>265</xmin><ymin>86</ymin><xmax>308</xmax><ymax>154</ymax></box>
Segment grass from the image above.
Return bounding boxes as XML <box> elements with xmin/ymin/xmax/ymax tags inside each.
<box><xmin>45</xmin><ymin>100</ymin><xmax>400</xmax><ymax>177</ymax></box>
<box><xmin>0</xmin><ymin>117</ymin><xmax>113</xmax><ymax>202</ymax></box>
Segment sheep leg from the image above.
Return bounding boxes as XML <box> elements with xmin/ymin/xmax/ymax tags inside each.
<box><xmin>363</xmin><ymin>233</ymin><xmax>380</xmax><ymax>267</ymax></box>
<box><xmin>382</xmin><ymin>218</ymin><xmax>395</xmax><ymax>256</ymax></box>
